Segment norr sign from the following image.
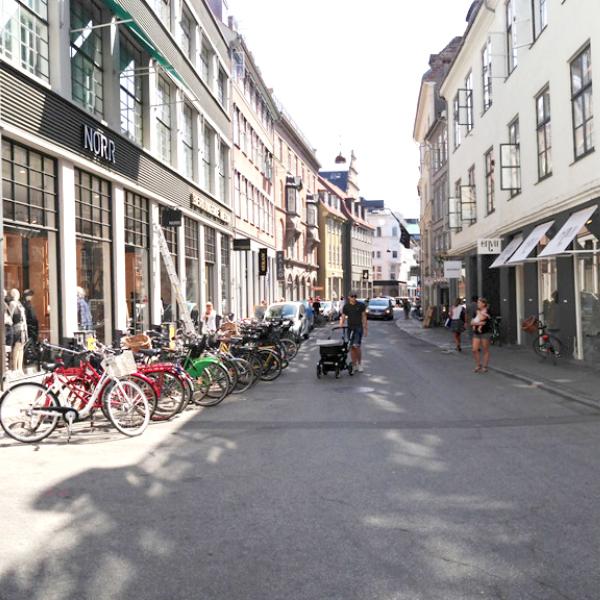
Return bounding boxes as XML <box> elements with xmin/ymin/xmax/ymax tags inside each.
<box><xmin>82</xmin><ymin>124</ymin><xmax>116</xmax><ymax>164</ymax></box>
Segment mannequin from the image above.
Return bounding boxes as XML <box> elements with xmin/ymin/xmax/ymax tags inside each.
<box><xmin>8</xmin><ymin>289</ymin><xmax>27</xmax><ymax>373</ymax></box>
<box><xmin>77</xmin><ymin>286</ymin><xmax>94</xmax><ymax>330</ymax></box>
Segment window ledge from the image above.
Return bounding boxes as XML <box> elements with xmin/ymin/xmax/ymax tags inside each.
<box><xmin>571</xmin><ymin>148</ymin><xmax>595</xmax><ymax>165</ymax></box>
<box><xmin>535</xmin><ymin>172</ymin><xmax>553</xmax><ymax>184</ymax></box>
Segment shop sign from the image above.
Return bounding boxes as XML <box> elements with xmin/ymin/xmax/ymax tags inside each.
<box><xmin>477</xmin><ymin>238</ymin><xmax>502</xmax><ymax>255</ymax></box>
<box><xmin>444</xmin><ymin>260</ymin><xmax>462</xmax><ymax>279</ymax></box>
<box><xmin>258</xmin><ymin>248</ymin><xmax>268</xmax><ymax>276</ymax></box>
<box><xmin>190</xmin><ymin>192</ymin><xmax>232</xmax><ymax>225</ymax></box>
<box><xmin>362</xmin><ymin>269</ymin><xmax>370</xmax><ymax>280</ymax></box>
<box><xmin>233</xmin><ymin>238</ymin><xmax>251</xmax><ymax>251</ymax></box>
<box><xmin>276</xmin><ymin>251</ymin><xmax>285</xmax><ymax>280</ymax></box>
<box><xmin>82</xmin><ymin>124</ymin><xmax>116</xmax><ymax>163</ymax></box>
<box><xmin>160</xmin><ymin>208</ymin><xmax>182</xmax><ymax>227</ymax></box>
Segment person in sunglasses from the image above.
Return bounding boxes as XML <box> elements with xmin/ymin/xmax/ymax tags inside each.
<box><xmin>339</xmin><ymin>291</ymin><xmax>368</xmax><ymax>372</ymax></box>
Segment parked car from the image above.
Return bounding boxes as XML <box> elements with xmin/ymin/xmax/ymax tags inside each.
<box><xmin>366</xmin><ymin>297</ymin><xmax>394</xmax><ymax>321</ymax></box>
<box><xmin>264</xmin><ymin>301</ymin><xmax>310</xmax><ymax>339</ymax></box>
<box><xmin>320</xmin><ymin>301</ymin><xmax>335</xmax><ymax>321</ymax></box>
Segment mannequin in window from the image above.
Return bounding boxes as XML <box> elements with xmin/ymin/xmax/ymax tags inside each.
<box><xmin>22</xmin><ymin>289</ymin><xmax>39</xmax><ymax>342</ymax></box>
<box><xmin>77</xmin><ymin>286</ymin><xmax>94</xmax><ymax>331</ymax></box>
<box><xmin>8</xmin><ymin>289</ymin><xmax>27</xmax><ymax>373</ymax></box>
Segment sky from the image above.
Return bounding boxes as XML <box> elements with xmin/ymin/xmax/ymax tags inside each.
<box><xmin>225</xmin><ymin>0</ymin><xmax>475</xmax><ymax>218</ymax></box>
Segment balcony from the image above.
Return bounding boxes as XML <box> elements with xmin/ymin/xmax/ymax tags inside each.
<box><xmin>286</xmin><ymin>176</ymin><xmax>302</xmax><ymax>238</ymax></box>
<box><xmin>306</xmin><ymin>195</ymin><xmax>319</xmax><ymax>246</ymax></box>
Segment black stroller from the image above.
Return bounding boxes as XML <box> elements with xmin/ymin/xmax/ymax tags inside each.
<box><xmin>316</xmin><ymin>327</ymin><xmax>353</xmax><ymax>378</ymax></box>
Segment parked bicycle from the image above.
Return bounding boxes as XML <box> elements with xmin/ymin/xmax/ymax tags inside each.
<box><xmin>522</xmin><ymin>316</ymin><xmax>563</xmax><ymax>364</ymax></box>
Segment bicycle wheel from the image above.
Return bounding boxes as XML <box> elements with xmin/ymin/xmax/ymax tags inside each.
<box><xmin>146</xmin><ymin>371</ymin><xmax>187</xmax><ymax>421</ymax></box>
<box><xmin>279</xmin><ymin>338</ymin><xmax>298</xmax><ymax>361</ymax></box>
<box><xmin>231</xmin><ymin>358</ymin><xmax>254</xmax><ymax>394</ymax></box>
<box><xmin>126</xmin><ymin>375</ymin><xmax>159</xmax><ymax>419</ymax></box>
<box><xmin>220</xmin><ymin>357</ymin><xmax>239</xmax><ymax>395</ymax></box>
<box><xmin>195</xmin><ymin>363</ymin><xmax>231</xmax><ymax>406</ymax></box>
<box><xmin>258</xmin><ymin>349</ymin><xmax>282</xmax><ymax>382</ymax></box>
<box><xmin>102</xmin><ymin>379</ymin><xmax>150</xmax><ymax>437</ymax></box>
<box><xmin>0</xmin><ymin>382</ymin><xmax>60</xmax><ymax>443</ymax></box>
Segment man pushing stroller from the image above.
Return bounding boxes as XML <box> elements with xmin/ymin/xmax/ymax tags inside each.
<box><xmin>339</xmin><ymin>291</ymin><xmax>368</xmax><ymax>373</ymax></box>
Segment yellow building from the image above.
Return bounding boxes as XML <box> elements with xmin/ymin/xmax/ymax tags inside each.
<box><xmin>317</xmin><ymin>177</ymin><xmax>347</xmax><ymax>300</ymax></box>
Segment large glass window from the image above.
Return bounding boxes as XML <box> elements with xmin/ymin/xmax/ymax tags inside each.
<box><xmin>181</xmin><ymin>103</ymin><xmax>195</xmax><ymax>180</ymax></box>
<box><xmin>2</xmin><ymin>139</ymin><xmax>59</xmax><ymax>369</ymax></box>
<box><xmin>506</xmin><ymin>0</ymin><xmax>518</xmax><ymax>74</ymax></box>
<box><xmin>536</xmin><ymin>87</ymin><xmax>552</xmax><ymax>179</ymax></box>
<box><xmin>218</xmin><ymin>141</ymin><xmax>227</xmax><ymax>203</ymax></box>
<box><xmin>179</xmin><ymin>2</ymin><xmax>193</xmax><ymax>59</ymax></box>
<box><xmin>482</xmin><ymin>38</ymin><xmax>492</xmax><ymax>112</ymax></box>
<box><xmin>124</xmin><ymin>191</ymin><xmax>150</xmax><ymax>332</ymax></box>
<box><xmin>532</xmin><ymin>0</ymin><xmax>547</xmax><ymax>40</ymax></box>
<box><xmin>571</xmin><ymin>45</ymin><xmax>594</xmax><ymax>160</ymax></box>
<box><xmin>156</xmin><ymin>75</ymin><xmax>172</xmax><ymax>163</ymax></box>
<box><xmin>204</xmin><ymin>226</ymin><xmax>216</xmax><ymax>304</ymax></box>
<box><xmin>0</xmin><ymin>0</ymin><xmax>49</xmax><ymax>81</ymax></box>
<box><xmin>485</xmin><ymin>147</ymin><xmax>495</xmax><ymax>214</ymax></box>
<box><xmin>184</xmin><ymin>218</ymin><xmax>200</xmax><ymax>325</ymax></box>
<box><xmin>75</xmin><ymin>168</ymin><xmax>112</xmax><ymax>343</ymax></box>
<box><xmin>203</xmin><ymin>124</ymin><xmax>214</xmax><ymax>193</ymax></box>
<box><xmin>119</xmin><ymin>33</ymin><xmax>144</xmax><ymax>144</ymax></box>
<box><xmin>70</xmin><ymin>0</ymin><xmax>104</xmax><ymax>117</ymax></box>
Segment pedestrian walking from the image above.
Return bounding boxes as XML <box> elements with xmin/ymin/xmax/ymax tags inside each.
<box><xmin>471</xmin><ymin>297</ymin><xmax>491</xmax><ymax>373</ymax></box>
<box><xmin>402</xmin><ymin>298</ymin><xmax>411</xmax><ymax>320</ymax></box>
<box><xmin>449</xmin><ymin>298</ymin><xmax>466</xmax><ymax>352</ymax></box>
<box><xmin>339</xmin><ymin>291</ymin><xmax>368</xmax><ymax>373</ymax></box>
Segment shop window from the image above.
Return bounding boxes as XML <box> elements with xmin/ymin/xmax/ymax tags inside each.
<box><xmin>159</xmin><ymin>207</ymin><xmax>178</xmax><ymax>324</ymax></box>
<box><xmin>124</xmin><ymin>191</ymin><xmax>150</xmax><ymax>332</ymax></box>
<box><xmin>2</xmin><ymin>138</ymin><xmax>59</xmax><ymax>373</ymax></box>
<box><xmin>119</xmin><ymin>33</ymin><xmax>144</xmax><ymax>144</ymax></box>
<box><xmin>74</xmin><ymin>168</ymin><xmax>112</xmax><ymax>343</ymax></box>
<box><xmin>70</xmin><ymin>0</ymin><xmax>104</xmax><ymax>118</ymax></box>
<box><xmin>0</xmin><ymin>0</ymin><xmax>49</xmax><ymax>81</ymax></box>
<box><xmin>221</xmin><ymin>236</ymin><xmax>230</xmax><ymax>314</ymax></box>
<box><xmin>184</xmin><ymin>218</ymin><xmax>200</xmax><ymax>325</ymax></box>
<box><xmin>204</xmin><ymin>226</ymin><xmax>216</xmax><ymax>303</ymax></box>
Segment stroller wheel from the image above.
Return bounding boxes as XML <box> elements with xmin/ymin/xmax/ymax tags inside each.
<box><xmin>316</xmin><ymin>365</ymin><xmax>322</xmax><ymax>379</ymax></box>
<box><xmin>348</xmin><ymin>363</ymin><xmax>354</xmax><ymax>376</ymax></box>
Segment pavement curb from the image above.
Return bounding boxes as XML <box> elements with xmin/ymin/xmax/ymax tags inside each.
<box><xmin>395</xmin><ymin>319</ymin><xmax>600</xmax><ymax>412</ymax></box>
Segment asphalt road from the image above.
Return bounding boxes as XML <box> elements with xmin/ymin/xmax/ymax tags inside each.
<box><xmin>1</xmin><ymin>317</ymin><xmax>600</xmax><ymax>600</ymax></box>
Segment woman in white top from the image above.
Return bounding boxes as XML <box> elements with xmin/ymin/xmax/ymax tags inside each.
<box><xmin>449</xmin><ymin>298</ymin><xmax>466</xmax><ymax>352</ymax></box>
<box><xmin>202</xmin><ymin>302</ymin><xmax>218</xmax><ymax>333</ymax></box>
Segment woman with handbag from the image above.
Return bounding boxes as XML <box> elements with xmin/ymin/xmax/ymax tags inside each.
<box><xmin>448</xmin><ymin>298</ymin><xmax>466</xmax><ymax>352</ymax></box>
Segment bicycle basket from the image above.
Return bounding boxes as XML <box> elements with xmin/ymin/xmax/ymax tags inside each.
<box><xmin>102</xmin><ymin>351</ymin><xmax>137</xmax><ymax>377</ymax></box>
<box><xmin>121</xmin><ymin>334</ymin><xmax>152</xmax><ymax>352</ymax></box>
<box><xmin>521</xmin><ymin>316</ymin><xmax>538</xmax><ymax>333</ymax></box>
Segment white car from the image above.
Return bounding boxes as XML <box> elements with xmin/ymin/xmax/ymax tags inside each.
<box><xmin>264</xmin><ymin>301</ymin><xmax>310</xmax><ymax>339</ymax></box>
<box><xmin>320</xmin><ymin>301</ymin><xmax>334</xmax><ymax>321</ymax></box>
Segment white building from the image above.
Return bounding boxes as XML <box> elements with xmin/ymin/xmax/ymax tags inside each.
<box><xmin>441</xmin><ymin>0</ymin><xmax>600</xmax><ymax>361</ymax></box>
<box><xmin>364</xmin><ymin>203</ymin><xmax>417</xmax><ymax>298</ymax></box>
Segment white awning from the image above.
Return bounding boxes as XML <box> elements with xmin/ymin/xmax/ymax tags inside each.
<box><xmin>489</xmin><ymin>235</ymin><xmax>524</xmax><ymax>268</ymax></box>
<box><xmin>506</xmin><ymin>221</ymin><xmax>554</xmax><ymax>264</ymax></box>
<box><xmin>538</xmin><ymin>206</ymin><xmax>597</xmax><ymax>257</ymax></box>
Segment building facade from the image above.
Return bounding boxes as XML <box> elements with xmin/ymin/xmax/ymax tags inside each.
<box><xmin>224</xmin><ymin>25</ymin><xmax>278</xmax><ymax>318</ymax></box>
<box><xmin>321</xmin><ymin>153</ymin><xmax>373</xmax><ymax>297</ymax></box>
<box><xmin>0</xmin><ymin>0</ymin><xmax>233</xmax><ymax>377</ymax></box>
<box><xmin>273</xmin><ymin>104</ymin><xmax>320</xmax><ymax>301</ymax></box>
<box><xmin>441</xmin><ymin>0</ymin><xmax>600</xmax><ymax>360</ymax></box>
<box><xmin>317</xmin><ymin>176</ymin><xmax>347</xmax><ymax>300</ymax></box>
<box><xmin>414</xmin><ymin>38</ymin><xmax>462</xmax><ymax>322</ymax></box>
<box><xmin>364</xmin><ymin>203</ymin><xmax>417</xmax><ymax>298</ymax></box>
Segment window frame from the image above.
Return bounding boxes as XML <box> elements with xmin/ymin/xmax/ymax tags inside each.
<box><xmin>570</xmin><ymin>44</ymin><xmax>594</xmax><ymax>161</ymax></box>
<box><xmin>484</xmin><ymin>147</ymin><xmax>495</xmax><ymax>215</ymax></box>
<box><xmin>482</xmin><ymin>38</ymin><xmax>493</xmax><ymax>112</ymax></box>
<box><xmin>535</xmin><ymin>86</ymin><xmax>552</xmax><ymax>180</ymax></box>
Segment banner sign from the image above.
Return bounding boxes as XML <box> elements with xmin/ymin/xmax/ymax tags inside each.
<box><xmin>233</xmin><ymin>238</ymin><xmax>251</xmax><ymax>251</ymax></box>
<box><xmin>443</xmin><ymin>260</ymin><xmax>462</xmax><ymax>279</ymax></box>
<box><xmin>276</xmin><ymin>251</ymin><xmax>285</xmax><ymax>280</ymax></box>
<box><xmin>258</xmin><ymin>248</ymin><xmax>268</xmax><ymax>276</ymax></box>
<box><xmin>83</xmin><ymin>124</ymin><xmax>116</xmax><ymax>163</ymax></box>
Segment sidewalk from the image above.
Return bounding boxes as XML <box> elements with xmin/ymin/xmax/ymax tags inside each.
<box><xmin>395</xmin><ymin>315</ymin><xmax>600</xmax><ymax>410</ymax></box>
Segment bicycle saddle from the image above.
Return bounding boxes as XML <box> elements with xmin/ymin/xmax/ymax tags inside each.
<box><xmin>41</xmin><ymin>362</ymin><xmax>60</xmax><ymax>372</ymax></box>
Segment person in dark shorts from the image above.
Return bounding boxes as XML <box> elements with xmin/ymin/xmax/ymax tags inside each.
<box><xmin>471</xmin><ymin>297</ymin><xmax>491</xmax><ymax>373</ymax></box>
<box><xmin>339</xmin><ymin>291</ymin><xmax>368</xmax><ymax>372</ymax></box>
